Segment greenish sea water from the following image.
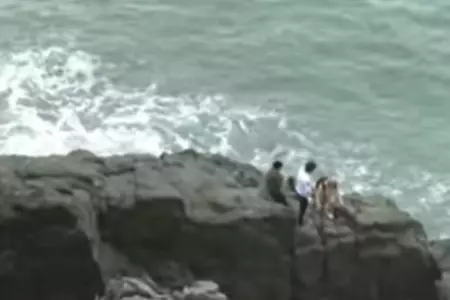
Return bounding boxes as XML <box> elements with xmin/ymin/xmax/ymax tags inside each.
<box><xmin>0</xmin><ymin>0</ymin><xmax>449</xmax><ymax>237</ymax></box>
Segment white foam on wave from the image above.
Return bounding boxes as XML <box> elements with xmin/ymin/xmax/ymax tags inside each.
<box><xmin>0</xmin><ymin>46</ymin><xmax>285</xmax><ymax>161</ymax></box>
<box><xmin>0</xmin><ymin>45</ymin><xmax>448</xmax><ymax>237</ymax></box>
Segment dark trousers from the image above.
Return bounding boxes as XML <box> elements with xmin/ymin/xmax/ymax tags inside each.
<box><xmin>272</xmin><ymin>193</ymin><xmax>289</xmax><ymax>207</ymax></box>
<box><xmin>296</xmin><ymin>194</ymin><xmax>309</xmax><ymax>225</ymax></box>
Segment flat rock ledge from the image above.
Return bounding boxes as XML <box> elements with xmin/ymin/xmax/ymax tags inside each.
<box><xmin>0</xmin><ymin>149</ymin><xmax>444</xmax><ymax>300</ymax></box>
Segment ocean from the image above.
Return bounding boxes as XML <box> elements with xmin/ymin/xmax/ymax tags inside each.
<box><xmin>0</xmin><ymin>0</ymin><xmax>449</xmax><ymax>238</ymax></box>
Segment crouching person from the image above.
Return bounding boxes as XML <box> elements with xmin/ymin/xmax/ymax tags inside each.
<box><xmin>260</xmin><ymin>160</ymin><xmax>289</xmax><ymax>207</ymax></box>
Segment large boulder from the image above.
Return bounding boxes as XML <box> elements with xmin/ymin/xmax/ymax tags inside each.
<box><xmin>0</xmin><ymin>149</ymin><xmax>442</xmax><ymax>300</ymax></box>
<box><xmin>0</xmin><ymin>158</ymin><xmax>104</xmax><ymax>300</ymax></box>
<box><xmin>97</xmin><ymin>150</ymin><xmax>441</xmax><ymax>300</ymax></box>
<box><xmin>98</xmin><ymin>150</ymin><xmax>295</xmax><ymax>300</ymax></box>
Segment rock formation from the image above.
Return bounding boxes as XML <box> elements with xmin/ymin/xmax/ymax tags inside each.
<box><xmin>0</xmin><ymin>149</ymin><xmax>443</xmax><ymax>300</ymax></box>
<box><xmin>430</xmin><ymin>239</ymin><xmax>450</xmax><ymax>300</ymax></box>
<box><xmin>291</xmin><ymin>193</ymin><xmax>440</xmax><ymax>300</ymax></box>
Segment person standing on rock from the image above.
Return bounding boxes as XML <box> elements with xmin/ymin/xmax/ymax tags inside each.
<box><xmin>261</xmin><ymin>160</ymin><xmax>289</xmax><ymax>207</ymax></box>
<box><xmin>295</xmin><ymin>160</ymin><xmax>317</xmax><ymax>225</ymax></box>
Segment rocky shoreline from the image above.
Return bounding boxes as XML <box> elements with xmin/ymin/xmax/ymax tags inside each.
<box><xmin>0</xmin><ymin>149</ymin><xmax>447</xmax><ymax>300</ymax></box>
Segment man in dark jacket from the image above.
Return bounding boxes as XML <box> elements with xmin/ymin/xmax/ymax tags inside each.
<box><xmin>261</xmin><ymin>160</ymin><xmax>289</xmax><ymax>207</ymax></box>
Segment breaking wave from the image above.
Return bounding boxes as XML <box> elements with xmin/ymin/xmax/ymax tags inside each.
<box><xmin>0</xmin><ymin>46</ymin><xmax>287</xmax><ymax>160</ymax></box>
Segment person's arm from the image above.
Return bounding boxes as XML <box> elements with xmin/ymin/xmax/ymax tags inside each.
<box><xmin>294</xmin><ymin>169</ymin><xmax>303</xmax><ymax>195</ymax></box>
<box><xmin>306</xmin><ymin>180</ymin><xmax>315</xmax><ymax>199</ymax></box>
<box><xmin>287</xmin><ymin>176</ymin><xmax>296</xmax><ymax>192</ymax></box>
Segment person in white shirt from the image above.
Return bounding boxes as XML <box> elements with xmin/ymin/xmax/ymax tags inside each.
<box><xmin>295</xmin><ymin>160</ymin><xmax>317</xmax><ymax>225</ymax></box>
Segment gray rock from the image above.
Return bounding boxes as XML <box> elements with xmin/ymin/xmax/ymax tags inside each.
<box><xmin>292</xmin><ymin>193</ymin><xmax>440</xmax><ymax>300</ymax></box>
<box><xmin>99</xmin><ymin>150</ymin><xmax>294</xmax><ymax>300</ymax></box>
<box><xmin>437</xmin><ymin>273</ymin><xmax>450</xmax><ymax>300</ymax></box>
<box><xmin>0</xmin><ymin>152</ymin><xmax>105</xmax><ymax>300</ymax></box>
<box><xmin>430</xmin><ymin>239</ymin><xmax>450</xmax><ymax>300</ymax></box>
<box><xmin>181</xmin><ymin>281</ymin><xmax>227</xmax><ymax>300</ymax></box>
<box><xmin>431</xmin><ymin>239</ymin><xmax>450</xmax><ymax>272</ymax></box>
<box><xmin>103</xmin><ymin>276</ymin><xmax>227</xmax><ymax>300</ymax></box>
<box><xmin>103</xmin><ymin>275</ymin><xmax>167</xmax><ymax>300</ymax></box>
<box><xmin>0</xmin><ymin>171</ymin><xmax>104</xmax><ymax>300</ymax></box>
<box><xmin>0</xmin><ymin>149</ymin><xmax>442</xmax><ymax>300</ymax></box>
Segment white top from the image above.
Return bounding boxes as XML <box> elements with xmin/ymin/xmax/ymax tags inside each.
<box><xmin>295</xmin><ymin>168</ymin><xmax>313</xmax><ymax>200</ymax></box>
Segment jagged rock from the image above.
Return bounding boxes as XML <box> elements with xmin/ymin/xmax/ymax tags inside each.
<box><xmin>97</xmin><ymin>241</ymin><xmax>146</xmax><ymax>282</ymax></box>
<box><xmin>103</xmin><ymin>276</ymin><xmax>227</xmax><ymax>300</ymax></box>
<box><xmin>103</xmin><ymin>275</ymin><xmax>168</xmax><ymax>300</ymax></box>
<box><xmin>99</xmin><ymin>150</ymin><xmax>294</xmax><ymax>300</ymax></box>
<box><xmin>430</xmin><ymin>239</ymin><xmax>450</xmax><ymax>300</ymax></box>
<box><xmin>0</xmin><ymin>149</ymin><xmax>442</xmax><ymax>300</ymax></box>
<box><xmin>291</xmin><ymin>193</ymin><xmax>440</xmax><ymax>300</ymax></box>
<box><xmin>431</xmin><ymin>239</ymin><xmax>450</xmax><ymax>272</ymax></box>
<box><xmin>181</xmin><ymin>281</ymin><xmax>227</xmax><ymax>300</ymax></box>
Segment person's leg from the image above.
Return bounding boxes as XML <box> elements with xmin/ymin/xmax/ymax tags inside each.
<box><xmin>325</xmin><ymin>200</ymin><xmax>334</xmax><ymax>219</ymax></box>
<box><xmin>273</xmin><ymin>193</ymin><xmax>289</xmax><ymax>207</ymax></box>
<box><xmin>297</xmin><ymin>195</ymin><xmax>309</xmax><ymax>225</ymax></box>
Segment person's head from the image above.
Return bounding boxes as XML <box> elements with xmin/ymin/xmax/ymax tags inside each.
<box><xmin>327</xmin><ymin>179</ymin><xmax>339</xmax><ymax>190</ymax></box>
<box><xmin>272</xmin><ymin>160</ymin><xmax>283</xmax><ymax>171</ymax></box>
<box><xmin>316</xmin><ymin>176</ymin><xmax>328</xmax><ymax>189</ymax></box>
<box><xmin>304</xmin><ymin>160</ymin><xmax>317</xmax><ymax>174</ymax></box>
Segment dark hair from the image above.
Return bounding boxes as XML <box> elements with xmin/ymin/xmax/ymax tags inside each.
<box><xmin>315</xmin><ymin>176</ymin><xmax>328</xmax><ymax>189</ymax></box>
<box><xmin>272</xmin><ymin>160</ymin><xmax>283</xmax><ymax>170</ymax></box>
<box><xmin>305</xmin><ymin>160</ymin><xmax>317</xmax><ymax>173</ymax></box>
